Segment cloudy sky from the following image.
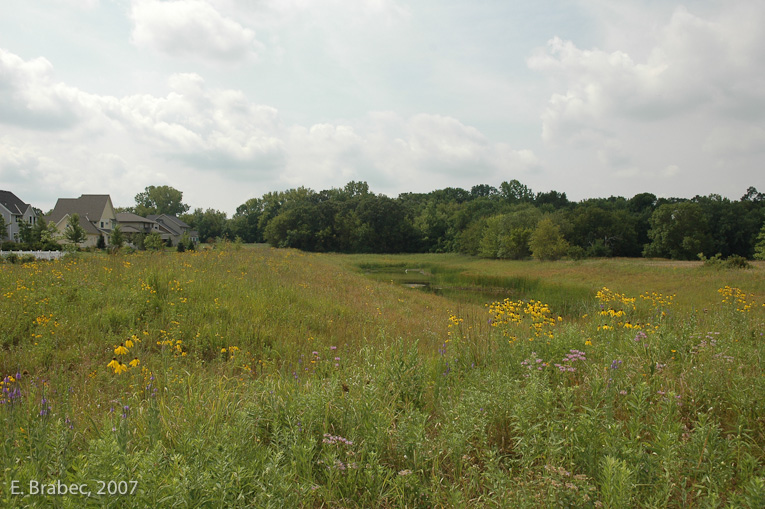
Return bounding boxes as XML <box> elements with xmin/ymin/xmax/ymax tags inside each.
<box><xmin>1</xmin><ymin>0</ymin><xmax>763</xmax><ymax>215</ymax></box>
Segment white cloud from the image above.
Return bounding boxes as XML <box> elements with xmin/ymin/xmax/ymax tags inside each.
<box><xmin>530</xmin><ymin>3</ymin><xmax>765</xmax><ymax>145</ymax></box>
<box><xmin>0</xmin><ymin>49</ymin><xmax>89</xmax><ymax>129</ymax></box>
<box><xmin>1</xmin><ymin>46</ymin><xmax>538</xmax><ymax>208</ymax></box>
<box><xmin>526</xmin><ymin>1</ymin><xmax>765</xmax><ymax>196</ymax></box>
<box><xmin>282</xmin><ymin>112</ymin><xmax>540</xmax><ymax>194</ymax></box>
<box><xmin>129</xmin><ymin>0</ymin><xmax>262</xmax><ymax>62</ymax></box>
<box><xmin>0</xmin><ymin>135</ymin><xmax>149</xmax><ymax>212</ymax></box>
<box><xmin>101</xmin><ymin>73</ymin><xmax>285</xmax><ymax>172</ymax></box>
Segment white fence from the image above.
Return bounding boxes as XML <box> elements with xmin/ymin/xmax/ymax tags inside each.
<box><xmin>1</xmin><ymin>250</ymin><xmax>64</xmax><ymax>261</ymax></box>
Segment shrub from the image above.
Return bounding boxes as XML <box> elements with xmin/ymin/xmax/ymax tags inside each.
<box><xmin>699</xmin><ymin>253</ymin><xmax>751</xmax><ymax>269</ymax></box>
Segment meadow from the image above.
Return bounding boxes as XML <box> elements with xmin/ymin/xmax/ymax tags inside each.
<box><xmin>1</xmin><ymin>245</ymin><xmax>764</xmax><ymax>507</ymax></box>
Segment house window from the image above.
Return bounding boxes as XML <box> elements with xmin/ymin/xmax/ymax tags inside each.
<box><xmin>101</xmin><ymin>221</ymin><xmax>104</xmax><ymax>227</ymax></box>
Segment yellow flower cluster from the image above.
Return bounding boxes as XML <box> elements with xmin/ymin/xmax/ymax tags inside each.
<box><xmin>108</xmin><ymin>334</ymin><xmax>142</xmax><ymax>374</ymax></box>
<box><xmin>221</xmin><ymin>345</ymin><xmax>241</xmax><ymax>359</ymax></box>
<box><xmin>446</xmin><ymin>313</ymin><xmax>464</xmax><ymax>342</ymax></box>
<box><xmin>31</xmin><ymin>313</ymin><xmax>59</xmax><ymax>340</ymax></box>
<box><xmin>487</xmin><ymin>298</ymin><xmax>560</xmax><ymax>343</ymax></box>
<box><xmin>594</xmin><ymin>287</ymin><xmax>648</xmax><ymax>332</ymax></box>
<box><xmin>718</xmin><ymin>286</ymin><xmax>757</xmax><ymax>312</ymax></box>
<box><xmin>139</xmin><ymin>279</ymin><xmax>158</xmax><ymax>295</ymax></box>
<box><xmin>640</xmin><ymin>291</ymin><xmax>675</xmax><ymax>309</ymax></box>
<box><xmin>447</xmin><ymin>314</ymin><xmax>463</xmax><ymax>327</ymax></box>
<box><xmin>595</xmin><ymin>287</ymin><xmax>636</xmax><ymax>309</ymax></box>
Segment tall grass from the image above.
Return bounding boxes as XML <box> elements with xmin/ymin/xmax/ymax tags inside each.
<box><xmin>1</xmin><ymin>246</ymin><xmax>764</xmax><ymax>507</ymax></box>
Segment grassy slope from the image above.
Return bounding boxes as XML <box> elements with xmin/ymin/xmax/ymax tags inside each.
<box><xmin>1</xmin><ymin>246</ymin><xmax>764</xmax><ymax>507</ymax></box>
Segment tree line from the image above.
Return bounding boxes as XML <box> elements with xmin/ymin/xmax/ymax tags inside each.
<box><xmin>7</xmin><ymin>182</ymin><xmax>765</xmax><ymax>260</ymax></box>
<box><xmin>165</xmin><ymin>181</ymin><xmax>765</xmax><ymax>261</ymax></box>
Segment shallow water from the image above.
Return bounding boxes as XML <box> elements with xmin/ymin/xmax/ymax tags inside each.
<box><xmin>359</xmin><ymin>263</ymin><xmax>592</xmax><ymax>315</ymax></box>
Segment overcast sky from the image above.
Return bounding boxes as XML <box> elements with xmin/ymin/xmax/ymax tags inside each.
<box><xmin>1</xmin><ymin>0</ymin><xmax>763</xmax><ymax>215</ymax></box>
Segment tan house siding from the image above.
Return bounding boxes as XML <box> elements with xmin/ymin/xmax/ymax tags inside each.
<box><xmin>47</xmin><ymin>194</ymin><xmax>117</xmax><ymax>247</ymax></box>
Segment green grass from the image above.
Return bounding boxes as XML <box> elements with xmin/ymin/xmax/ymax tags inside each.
<box><xmin>1</xmin><ymin>246</ymin><xmax>764</xmax><ymax>507</ymax></box>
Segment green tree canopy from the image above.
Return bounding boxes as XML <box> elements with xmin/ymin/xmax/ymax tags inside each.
<box><xmin>182</xmin><ymin>208</ymin><xmax>228</xmax><ymax>242</ymax></box>
<box><xmin>18</xmin><ymin>219</ymin><xmax>33</xmax><ymax>244</ymax></box>
<box><xmin>134</xmin><ymin>185</ymin><xmax>190</xmax><ymax>217</ymax></box>
<box><xmin>110</xmin><ymin>224</ymin><xmax>124</xmax><ymax>248</ymax></box>
<box><xmin>529</xmin><ymin>217</ymin><xmax>569</xmax><ymax>261</ymax></box>
<box><xmin>643</xmin><ymin>202</ymin><xmax>713</xmax><ymax>260</ymax></box>
<box><xmin>754</xmin><ymin>224</ymin><xmax>765</xmax><ymax>260</ymax></box>
<box><xmin>479</xmin><ymin>205</ymin><xmax>542</xmax><ymax>259</ymax></box>
<box><xmin>144</xmin><ymin>232</ymin><xmax>164</xmax><ymax>251</ymax></box>
<box><xmin>64</xmin><ymin>213</ymin><xmax>87</xmax><ymax>246</ymax></box>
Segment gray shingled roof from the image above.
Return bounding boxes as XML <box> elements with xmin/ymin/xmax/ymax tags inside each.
<box><xmin>116</xmin><ymin>212</ymin><xmax>157</xmax><ymax>224</ymax></box>
<box><xmin>48</xmin><ymin>195</ymin><xmax>111</xmax><ymax>224</ymax></box>
<box><xmin>0</xmin><ymin>190</ymin><xmax>30</xmax><ymax>215</ymax></box>
<box><xmin>147</xmin><ymin>214</ymin><xmax>190</xmax><ymax>235</ymax></box>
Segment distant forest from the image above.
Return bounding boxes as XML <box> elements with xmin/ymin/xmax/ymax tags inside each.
<box><xmin>180</xmin><ymin>181</ymin><xmax>765</xmax><ymax>261</ymax></box>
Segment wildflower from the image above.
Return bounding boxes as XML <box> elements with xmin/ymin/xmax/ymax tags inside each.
<box><xmin>39</xmin><ymin>398</ymin><xmax>51</xmax><ymax>417</ymax></box>
<box><xmin>113</xmin><ymin>362</ymin><xmax>128</xmax><ymax>375</ymax></box>
<box><xmin>323</xmin><ymin>433</ymin><xmax>353</xmax><ymax>446</ymax></box>
<box><xmin>114</xmin><ymin>344</ymin><xmax>128</xmax><ymax>355</ymax></box>
<box><xmin>107</xmin><ymin>357</ymin><xmax>119</xmax><ymax>369</ymax></box>
<box><xmin>129</xmin><ymin>358</ymin><xmax>140</xmax><ymax>368</ymax></box>
<box><xmin>125</xmin><ymin>338</ymin><xmax>134</xmax><ymax>348</ymax></box>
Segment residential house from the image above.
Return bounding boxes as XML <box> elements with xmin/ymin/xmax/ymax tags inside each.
<box><xmin>146</xmin><ymin>214</ymin><xmax>199</xmax><ymax>246</ymax></box>
<box><xmin>0</xmin><ymin>190</ymin><xmax>39</xmax><ymax>243</ymax></box>
<box><xmin>114</xmin><ymin>212</ymin><xmax>161</xmax><ymax>247</ymax></box>
<box><xmin>115</xmin><ymin>212</ymin><xmax>160</xmax><ymax>235</ymax></box>
<box><xmin>47</xmin><ymin>194</ymin><xmax>116</xmax><ymax>247</ymax></box>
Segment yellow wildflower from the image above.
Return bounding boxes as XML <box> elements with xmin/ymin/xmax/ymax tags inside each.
<box><xmin>114</xmin><ymin>344</ymin><xmax>129</xmax><ymax>355</ymax></box>
<box><xmin>107</xmin><ymin>357</ymin><xmax>119</xmax><ymax>369</ymax></box>
<box><xmin>129</xmin><ymin>358</ymin><xmax>140</xmax><ymax>368</ymax></box>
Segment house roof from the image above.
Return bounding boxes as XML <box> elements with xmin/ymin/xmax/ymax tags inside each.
<box><xmin>116</xmin><ymin>212</ymin><xmax>157</xmax><ymax>224</ymax></box>
<box><xmin>78</xmin><ymin>216</ymin><xmax>102</xmax><ymax>235</ymax></box>
<box><xmin>48</xmin><ymin>195</ymin><xmax>113</xmax><ymax>225</ymax></box>
<box><xmin>147</xmin><ymin>214</ymin><xmax>190</xmax><ymax>234</ymax></box>
<box><xmin>0</xmin><ymin>190</ymin><xmax>31</xmax><ymax>215</ymax></box>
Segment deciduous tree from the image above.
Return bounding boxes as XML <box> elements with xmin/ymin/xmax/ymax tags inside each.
<box><xmin>643</xmin><ymin>202</ymin><xmax>713</xmax><ymax>260</ymax></box>
<box><xmin>110</xmin><ymin>224</ymin><xmax>124</xmax><ymax>249</ymax></box>
<box><xmin>64</xmin><ymin>213</ymin><xmax>87</xmax><ymax>247</ymax></box>
<box><xmin>134</xmin><ymin>185</ymin><xmax>190</xmax><ymax>217</ymax></box>
<box><xmin>529</xmin><ymin>217</ymin><xmax>569</xmax><ymax>261</ymax></box>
